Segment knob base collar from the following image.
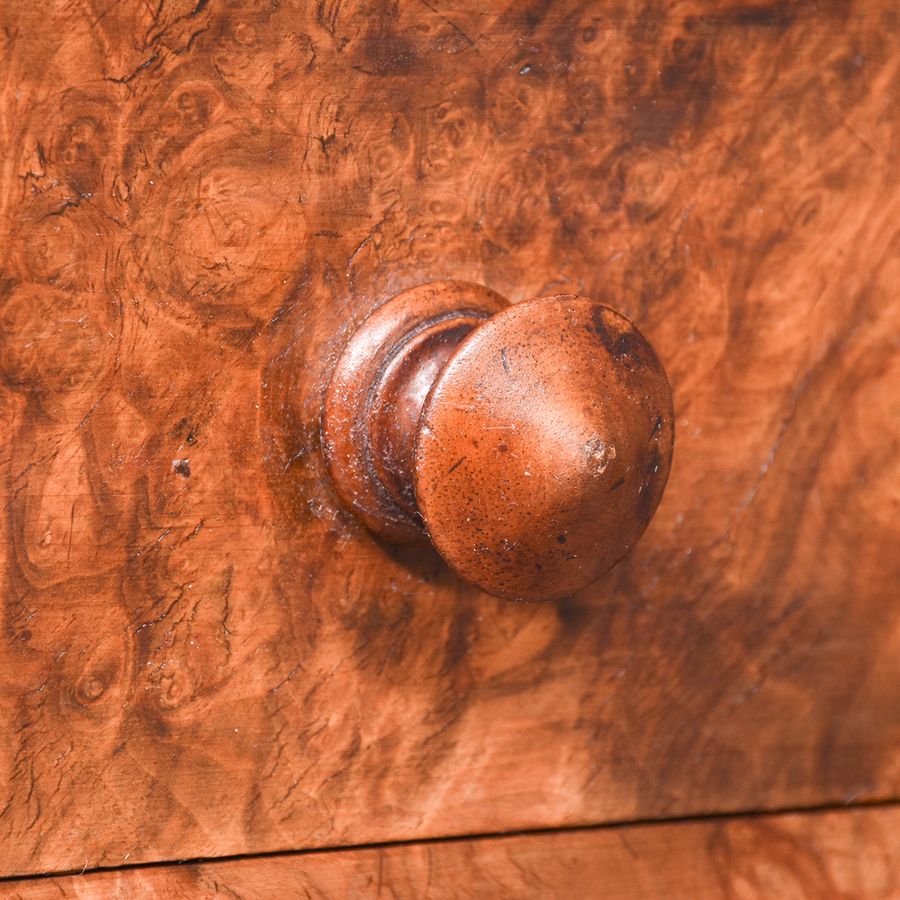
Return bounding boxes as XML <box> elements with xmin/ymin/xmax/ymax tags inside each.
<box><xmin>321</xmin><ymin>281</ymin><xmax>509</xmax><ymax>542</ymax></box>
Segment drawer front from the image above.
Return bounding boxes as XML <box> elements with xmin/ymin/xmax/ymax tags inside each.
<box><xmin>1</xmin><ymin>0</ymin><xmax>899</xmax><ymax>877</ymax></box>
<box><xmin>6</xmin><ymin>805</ymin><xmax>900</xmax><ymax>898</ymax></box>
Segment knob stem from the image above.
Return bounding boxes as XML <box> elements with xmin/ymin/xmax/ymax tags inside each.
<box><xmin>369</xmin><ymin>318</ymin><xmax>481</xmax><ymax>518</ymax></box>
<box><xmin>321</xmin><ymin>281</ymin><xmax>509</xmax><ymax>543</ymax></box>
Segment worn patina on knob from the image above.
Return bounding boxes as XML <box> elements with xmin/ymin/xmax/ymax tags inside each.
<box><xmin>322</xmin><ymin>281</ymin><xmax>674</xmax><ymax>601</ymax></box>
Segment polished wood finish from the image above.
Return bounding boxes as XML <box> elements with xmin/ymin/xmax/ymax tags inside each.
<box><xmin>1</xmin><ymin>0</ymin><xmax>899</xmax><ymax>879</ymax></box>
<box><xmin>324</xmin><ymin>284</ymin><xmax>674</xmax><ymax>601</ymax></box>
<box><xmin>6</xmin><ymin>805</ymin><xmax>900</xmax><ymax>898</ymax></box>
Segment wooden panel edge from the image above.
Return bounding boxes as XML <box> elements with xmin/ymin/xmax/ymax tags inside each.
<box><xmin>2</xmin><ymin>803</ymin><xmax>899</xmax><ymax>898</ymax></box>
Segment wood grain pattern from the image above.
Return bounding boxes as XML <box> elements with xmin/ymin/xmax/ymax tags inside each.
<box><xmin>1</xmin><ymin>0</ymin><xmax>899</xmax><ymax>878</ymax></box>
<box><xmin>5</xmin><ymin>804</ymin><xmax>900</xmax><ymax>898</ymax></box>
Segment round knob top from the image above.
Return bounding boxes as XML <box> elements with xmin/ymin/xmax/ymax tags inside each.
<box><xmin>415</xmin><ymin>295</ymin><xmax>673</xmax><ymax>601</ymax></box>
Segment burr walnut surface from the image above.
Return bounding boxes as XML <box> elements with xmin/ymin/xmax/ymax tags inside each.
<box><xmin>0</xmin><ymin>0</ymin><xmax>899</xmax><ymax>880</ymax></box>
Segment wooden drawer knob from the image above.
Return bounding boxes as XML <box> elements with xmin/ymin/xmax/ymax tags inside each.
<box><xmin>322</xmin><ymin>281</ymin><xmax>674</xmax><ymax>601</ymax></box>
